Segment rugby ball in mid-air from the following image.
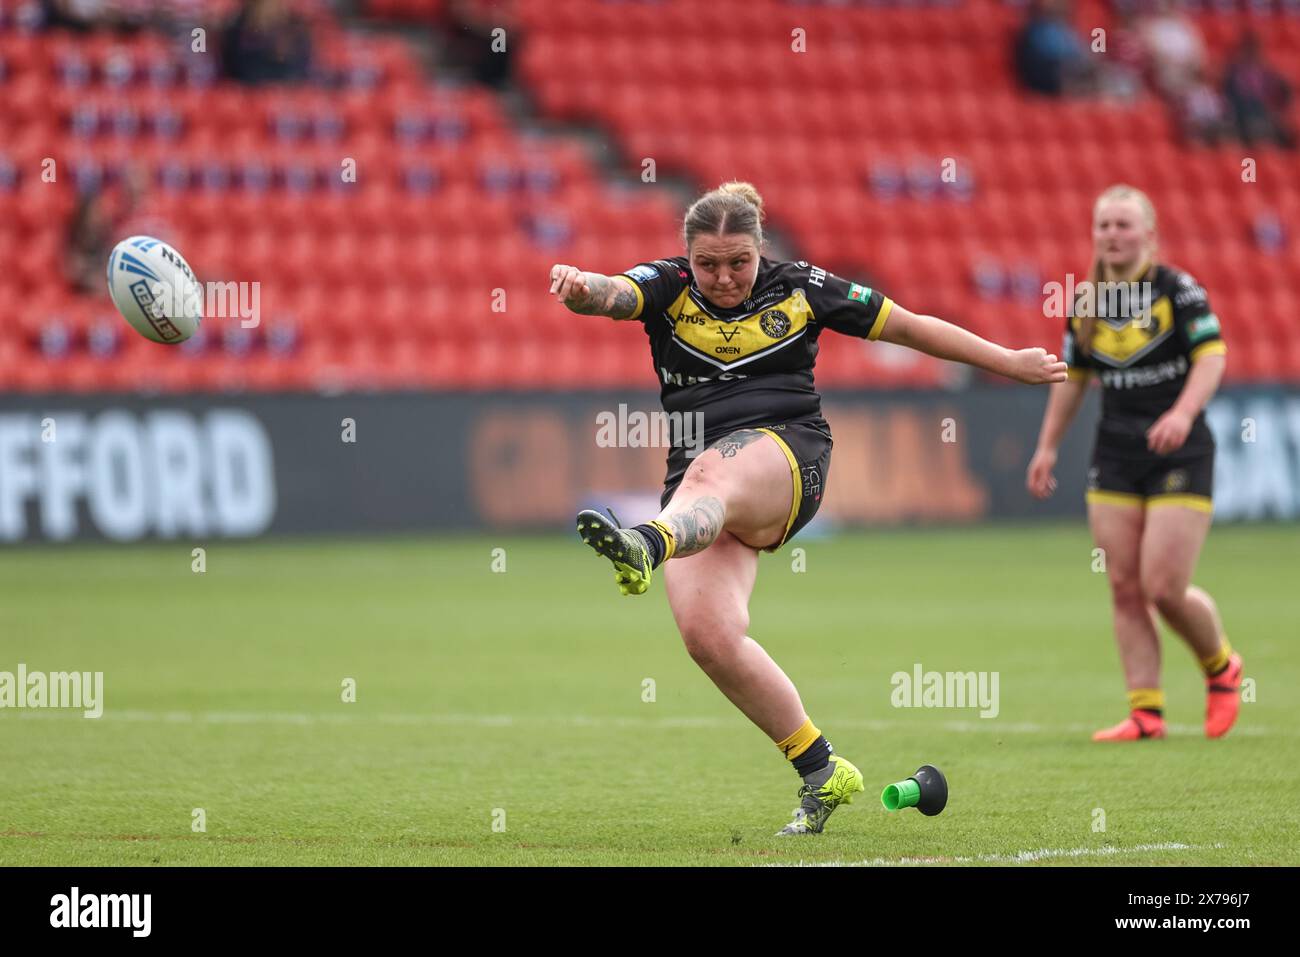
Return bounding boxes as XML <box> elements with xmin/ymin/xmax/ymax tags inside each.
<box><xmin>107</xmin><ymin>235</ymin><xmax>203</xmax><ymax>344</ymax></box>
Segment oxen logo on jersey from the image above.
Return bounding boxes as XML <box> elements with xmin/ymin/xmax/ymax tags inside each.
<box><xmin>759</xmin><ymin>309</ymin><xmax>790</xmax><ymax>339</ymax></box>
<box><xmin>1081</xmin><ymin>295</ymin><xmax>1175</xmax><ymax>368</ymax></box>
<box><xmin>668</xmin><ymin>292</ymin><xmax>810</xmax><ymax>369</ymax></box>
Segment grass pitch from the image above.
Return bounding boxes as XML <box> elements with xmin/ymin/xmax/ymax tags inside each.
<box><xmin>1</xmin><ymin>524</ymin><xmax>1297</xmax><ymax>866</ymax></box>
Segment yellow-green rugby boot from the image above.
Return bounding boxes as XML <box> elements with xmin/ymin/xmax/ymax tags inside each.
<box><xmin>576</xmin><ymin>509</ymin><xmax>654</xmax><ymax>596</ymax></box>
<box><xmin>776</xmin><ymin>754</ymin><xmax>865</xmax><ymax>835</ymax></box>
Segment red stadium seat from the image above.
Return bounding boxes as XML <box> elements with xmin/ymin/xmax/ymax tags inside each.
<box><xmin>6</xmin><ymin>1</ymin><xmax>1299</xmax><ymax>393</ymax></box>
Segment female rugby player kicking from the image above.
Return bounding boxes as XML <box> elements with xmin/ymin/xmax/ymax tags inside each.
<box><xmin>549</xmin><ymin>182</ymin><xmax>1065</xmax><ymax>835</ymax></box>
<box><xmin>1028</xmin><ymin>184</ymin><xmax>1242</xmax><ymax>742</ymax></box>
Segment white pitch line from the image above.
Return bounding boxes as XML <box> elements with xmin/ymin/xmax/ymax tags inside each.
<box><xmin>2</xmin><ymin>710</ymin><xmax>1285</xmax><ymax>736</ymax></box>
<box><xmin>770</xmin><ymin>842</ymin><xmax>1215</xmax><ymax>867</ymax></box>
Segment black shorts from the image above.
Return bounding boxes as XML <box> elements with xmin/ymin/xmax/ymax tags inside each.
<box><xmin>1086</xmin><ymin>443</ymin><xmax>1214</xmax><ymax>513</ymax></box>
<box><xmin>661</xmin><ymin>417</ymin><xmax>832</xmax><ymax>551</ymax></box>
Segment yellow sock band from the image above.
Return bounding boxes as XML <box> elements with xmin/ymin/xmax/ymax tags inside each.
<box><xmin>647</xmin><ymin>519</ymin><xmax>676</xmax><ymax>561</ymax></box>
<box><xmin>1128</xmin><ymin>688</ymin><xmax>1165</xmax><ymax>712</ymax></box>
<box><xmin>775</xmin><ymin>717</ymin><xmax>820</xmax><ymax>761</ymax></box>
<box><xmin>1200</xmin><ymin>638</ymin><xmax>1233</xmax><ymax>677</ymax></box>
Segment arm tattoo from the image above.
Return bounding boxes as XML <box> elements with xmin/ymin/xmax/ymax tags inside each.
<box><xmin>565</xmin><ymin>274</ymin><xmax>609</xmax><ymax>315</ymax></box>
<box><xmin>567</xmin><ymin>275</ymin><xmax>640</xmax><ymax>320</ymax></box>
<box><xmin>665</xmin><ymin>495</ymin><xmax>725</xmax><ymax>556</ymax></box>
<box><xmin>607</xmin><ymin>280</ymin><xmax>641</xmax><ymax>320</ymax></box>
<box><xmin>711</xmin><ymin>429</ymin><xmax>766</xmax><ymax>459</ymax></box>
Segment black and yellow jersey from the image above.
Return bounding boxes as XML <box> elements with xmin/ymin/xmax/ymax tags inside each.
<box><xmin>618</xmin><ymin>256</ymin><xmax>893</xmax><ymax>439</ymax></box>
<box><xmin>1063</xmin><ymin>263</ymin><xmax>1227</xmax><ymax>454</ymax></box>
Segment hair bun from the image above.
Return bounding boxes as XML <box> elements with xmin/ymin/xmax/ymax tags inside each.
<box><xmin>718</xmin><ymin>181</ymin><xmax>765</xmax><ymax>221</ymax></box>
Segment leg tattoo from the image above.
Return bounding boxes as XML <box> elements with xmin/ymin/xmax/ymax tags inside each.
<box><xmin>665</xmin><ymin>496</ymin><xmax>725</xmax><ymax>556</ymax></box>
<box><xmin>711</xmin><ymin>429</ymin><xmax>766</xmax><ymax>459</ymax></box>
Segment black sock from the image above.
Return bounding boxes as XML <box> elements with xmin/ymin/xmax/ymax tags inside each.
<box><xmin>630</xmin><ymin>523</ymin><xmax>666</xmax><ymax>568</ymax></box>
<box><xmin>1136</xmin><ymin>708</ymin><xmax>1163</xmax><ymax>719</ymax></box>
<box><xmin>792</xmin><ymin>736</ymin><xmax>833</xmax><ymax>778</ymax></box>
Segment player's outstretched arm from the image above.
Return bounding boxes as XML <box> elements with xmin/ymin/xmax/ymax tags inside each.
<box><xmin>549</xmin><ymin>264</ymin><xmax>640</xmax><ymax>320</ymax></box>
<box><xmin>877</xmin><ymin>304</ymin><xmax>1068</xmax><ymax>385</ymax></box>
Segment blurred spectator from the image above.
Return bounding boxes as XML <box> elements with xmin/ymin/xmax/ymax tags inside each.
<box><xmin>39</xmin><ymin>0</ymin><xmax>157</xmax><ymax>31</ymax></box>
<box><xmin>1252</xmin><ymin>210</ymin><xmax>1287</xmax><ymax>254</ymax></box>
<box><xmin>220</xmin><ymin>0</ymin><xmax>312</xmax><ymax>86</ymax></box>
<box><xmin>1135</xmin><ymin>0</ymin><xmax>1206</xmax><ymax>101</ymax></box>
<box><xmin>971</xmin><ymin>259</ymin><xmax>1005</xmax><ymax>300</ymax></box>
<box><xmin>66</xmin><ymin>165</ymin><xmax>172</xmax><ymax>294</ymax></box>
<box><xmin>1223</xmin><ymin>33</ymin><xmax>1296</xmax><ymax>150</ymax></box>
<box><xmin>1008</xmin><ymin>261</ymin><xmax>1043</xmax><ymax>304</ymax></box>
<box><xmin>1096</xmin><ymin>9</ymin><xmax>1145</xmax><ymax>103</ymax></box>
<box><xmin>66</xmin><ymin>189</ymin><xmax>115</xmax><ymax>295</ymax></box>
<box><xmin>868</xmin><ymin>161</ymin><xmax>904</xmax><ymax>200</ymax></box>
<box><xmin>1014</xmin><ymin>0</ymin><xmax>1094</xmax><ymax>97</ymax></box>
<box><xmin>1176</xmin><ymin>66</ymin><xmax>1231</xmax><ymax>146</ymax></box>
<box><xmin>40</xmin><ymin>0</ymin><xmax>116</xmax><ymax>30</ymax></box>
<box><xmin>445</xmin><ymin>0</ymin><xmax>513</xmax><ymax>88</ymax></box>
<box><xmin>114</xmin><ymin>164</ymin><xmax>177</xmax><ymax>241</ymax></box>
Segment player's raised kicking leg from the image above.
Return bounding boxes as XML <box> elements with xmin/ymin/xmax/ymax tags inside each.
<box><xmin>578</xmin><ymin>428</ymin><xmax>863</xmax><ymax>833</ymax></box>
<box><xmin>577</xmin><ymin>429</ymin><xmax>791</xmax><ymax>594</ymax></box>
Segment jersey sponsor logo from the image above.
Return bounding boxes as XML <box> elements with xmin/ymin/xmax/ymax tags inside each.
<box><xmin>740</xmin><ymin>285</ymin><xmax>788</xmax><ymax>311</ymax></box>
<box><xmin>847</xmin><ymin>283</ymin><xmax>872</xmax><ymax>302</ymax></box>
<box><xmin>1186</xmin><ymin>313</ymin><xmax>1221</xmax><ymax>344</ymax></box>
<box><xmin>625</xmin><ymin>264</ymin><xmax>661</xmax><ymax>283</ymax></box>
<box><xmin>1097</xmin><ymin>354</ymin><xmax>1188</xmax><ymax>389</ymax></box>
<box><xmin>807</xmin><ymin>265</ymin><xmax>827</xmax><ymax>287</ymax></box>
<box><xmin>1173</xmin><ymin>273</ymin><xmax>1208</xmax><ymax>310</ymax></box>
<box><xmin>1082</xmin><ymin>295</ymin><xmax>1175</xmax><ymax>367</ymax></box>
<box><xmin>800</xmin><ymin>463</ymin><xmax>822</xmax><ymax>501</ymax></box>
<box><xmin>759</xmin><ymin>309</ymin><xmax>791</xmax><ymax>338</ymax></box>
<box><xmin>659</xmin><ymin>367</ymin><xmax>748</xmax><ymax>386</ymax></box>
<box><xmin>669</xmin><ymin>293</ymin><xmax>811</xmax><ymax>369</ymax></box>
